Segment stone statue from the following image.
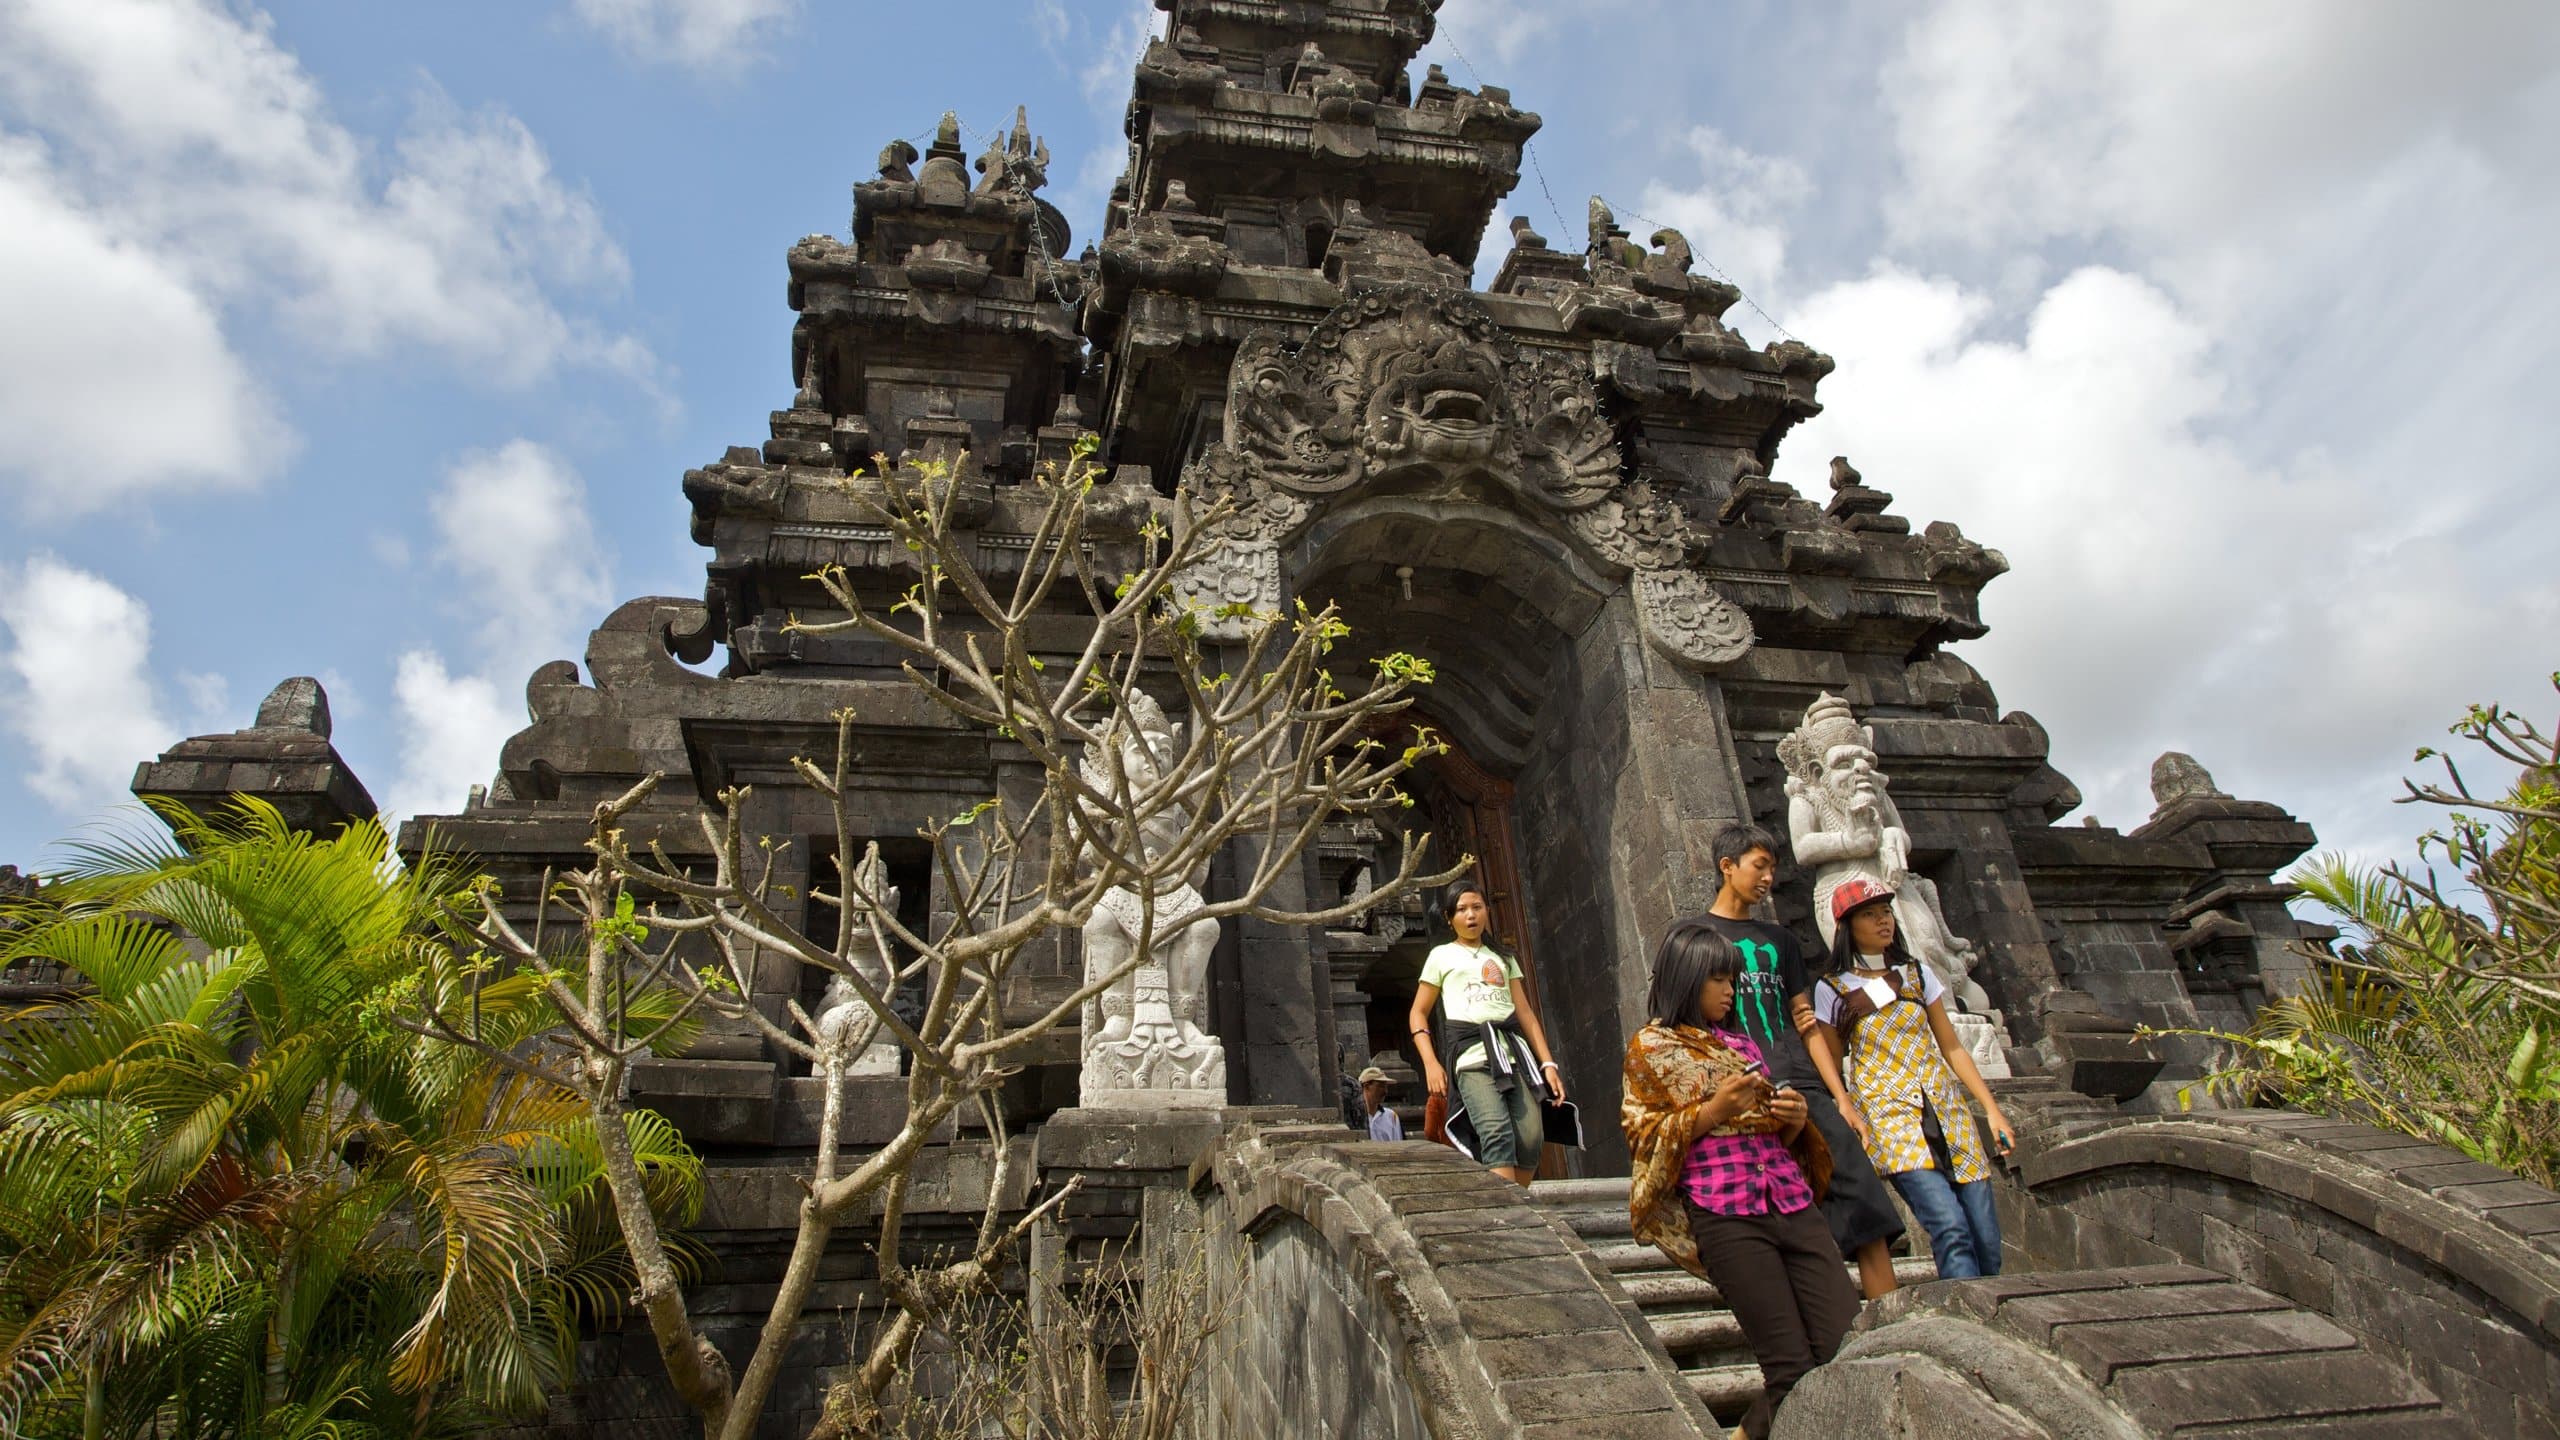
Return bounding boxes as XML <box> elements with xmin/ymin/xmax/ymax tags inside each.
<box><xmin>1780</xmin><ymin>692</ymin><xmax>2012</xmax><ymax>1075</ymax></box>
<box><xmin>1076</xmin><ymin>690</ymin><xmax>1225</xmax><ymax>1106</ymax></box>
<box><xmin>812</xmin><ymin>840</ymin><xmax>903</xmax><ymax>1077</ymax></box>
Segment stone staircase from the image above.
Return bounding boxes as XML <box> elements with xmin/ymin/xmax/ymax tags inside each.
<box><xmin>1529</xmin><ymin>1177</ymin><xmax>1937</xmax><ymax>1429</ymax></box>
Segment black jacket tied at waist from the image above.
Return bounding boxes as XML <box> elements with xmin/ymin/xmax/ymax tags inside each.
<box><xmin>1443</xmin><ymin>1014</ymin><xmax>1549</xmax><ymax>1097</ymax></box>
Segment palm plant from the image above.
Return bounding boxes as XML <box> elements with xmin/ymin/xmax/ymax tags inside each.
<box><xmin>0</xmin><ymin>799</ymin><xmax>702</xmax><ymax>1438</ymax></box>
<box><xmin>2192</xmin><ymin>683</ymin><xmax>2560</xmax><ymax>1187</ymax></box>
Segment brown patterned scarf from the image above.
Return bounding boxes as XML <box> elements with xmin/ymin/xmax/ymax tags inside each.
<box><xmin>1619</xmin><ymin>1021</ymin><xmax>1832</xmax><ymax>1278</ymax></box>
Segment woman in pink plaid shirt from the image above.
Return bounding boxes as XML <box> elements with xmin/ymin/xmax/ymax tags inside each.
<box><xmin>1622</xmin><ymin>921</ymin><xmax>1860</xmax><ymax>1440</ymax></box>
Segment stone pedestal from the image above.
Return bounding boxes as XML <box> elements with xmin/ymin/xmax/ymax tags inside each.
<box><xmin>1078</xmin><ymin>960</ymin><xmax>1227</xmax><ymax>1108</ymax></box>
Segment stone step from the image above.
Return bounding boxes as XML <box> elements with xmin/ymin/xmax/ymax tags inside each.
<box><xmin>1591</xmin><ymin>1241</ymin><xmax>1676</xmax><ymax>1274</ymax></box>
<box><xmin>1529</xmin><ymin>1177</ymin><xmax>1634</xmax><ymax>1207</ymax></box>
<box><xmin>1617</xmin><ymin>1270</ymin><xmax>1722</xmax><ymax>1308</ymax></box>
<box><xmin>1530</xmin><ymin>1177</ymin><xmax>1947</xmax><ymax>1429</ymax></box>
<box><xmin>1648</xmin><ymin>1307</ymin><xmax>1748</xmax><ymax>1356</ymax></box>
<box><xmin>1614</xmin><ymin>1256</ymin><xmax>1941</xmax><ymax>1313</ymax></box>
<box><xmin>1685</xmin><ymin>1364</ymin><xmax>1765</xmax><ymax>1417</ymax></box>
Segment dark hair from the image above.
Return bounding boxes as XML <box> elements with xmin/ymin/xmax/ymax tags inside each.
<box><xmin>1710</xmin><ymin>823</ymin><xmax>1780</xmax><ymax>879</ymax></box>
<box><xmin>1648</xmin><ymin>920</ymin><xmax>1744</xmax><ymax>1032</ymax></box>
<box><xmin>1820</xmin><ymin>896</ymin><xmax>1913</xmax><ymax>980</ymax></box>
<box><xmin>1439</xmin><ymin>882</ymin><xmax>1488</xmax><ymax>925</ymax></box>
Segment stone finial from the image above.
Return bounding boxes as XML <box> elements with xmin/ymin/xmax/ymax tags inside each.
<box><xmin>2150</xmin><ymin>752</ymin><xmax>2229</xmax><ymax>807</ymax></box>
<box><xmin>1508</xmin><ymin>214</ymin><xmax>1547</xmax><ymax>249</ymax></box>
<box><xmin>1828</xmin><ymin>456</ymin><xmax>1862</xmax><ymax>491</ymax></box>
<box><xmin>138</xmin><ymin>675</ymin><xmax>375</xmax><ymax>837</ymax></box>
<box><xmin>1648</xmin><ymin>227</ymin><xmax>1693</xmax><ymax>273</ymax></box>
<box><xmin>876</xmin><ymin>138</ymin><xmax>918</xmax><ymax>183</ymax></box>
<box><xmin>1588</xmin><ymin>195</ymin><xmax>1615</xmax><ymax>239</ymax></box>
<box><xmin>254</xmin><ymin>677</ymin><xmax>332</xmax><ymax>738</ymax></box>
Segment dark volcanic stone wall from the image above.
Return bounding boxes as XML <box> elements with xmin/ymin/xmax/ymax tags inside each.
<box><xmin>1998</xmin><ymin>1108</ymin><xmax>2560</xmax><ymax>1438</ymax></box>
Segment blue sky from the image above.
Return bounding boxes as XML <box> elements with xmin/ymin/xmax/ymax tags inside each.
<box><xmin>4</xmin><ymin>0</ymin><xmax>2557</xmax><ymax>876</ymax></box>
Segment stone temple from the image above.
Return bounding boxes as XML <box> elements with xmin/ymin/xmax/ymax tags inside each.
<box><xmin>115</xmin><ymin>4</ymin><xmax>2560</xmax><ymax>1436</ymax></box>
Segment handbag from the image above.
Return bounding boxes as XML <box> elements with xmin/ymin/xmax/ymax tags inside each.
<box><xmin>1541</xmin><ymin>1097</ymin><xmax>1585</xmax><ymax>1150</ymax></box>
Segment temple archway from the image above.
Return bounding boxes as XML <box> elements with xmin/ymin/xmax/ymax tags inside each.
<box><xmin>1292</xmin><ymin>497</ymin><xmax>1640</xmax><ymax>1174</ymax></box>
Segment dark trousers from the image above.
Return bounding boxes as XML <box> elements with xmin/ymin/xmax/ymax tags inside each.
<box><xmin>1686</xmin><ymin>1201</ymin><xmax>1861</xmax><ymax>1439</ymax></box>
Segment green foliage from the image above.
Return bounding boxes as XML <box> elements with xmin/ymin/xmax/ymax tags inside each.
<box><xmin>0</xmin><ymin>800</ymin><xmax>701</xmax><ymax>1437</ymax></box>
<box><xmin>2188</xmin><ymin>685</ymin><xmax>2560</xmax><ymax>1187</ymax></box>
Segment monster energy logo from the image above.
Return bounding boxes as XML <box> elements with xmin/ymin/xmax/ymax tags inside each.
<box><xmin>1732</xmin><ymin>936</ymin><xmax>1784</xmax><ymax>1039</ymax></box>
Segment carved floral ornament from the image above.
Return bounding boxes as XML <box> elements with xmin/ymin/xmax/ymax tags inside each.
<box><xmin>1175</xmin><ymin>285</ymin><xmax>1752</xmax><ymax>665</ymax></box>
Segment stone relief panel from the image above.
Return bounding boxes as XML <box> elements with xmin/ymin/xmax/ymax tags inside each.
<box><xmin>1168</xmin><ymin>539</ymin><xmax>1282</xmax><ymax>642</ymax></box>
<box><xmin>1188</xmin><ymin>283</ymin><xmax>1752</xmax><ymax>670</ymax></box>
<box><xmin>1632</xmin><ymin>567</ymin><xmax>1755</xmax><ymax>666</ymax></box>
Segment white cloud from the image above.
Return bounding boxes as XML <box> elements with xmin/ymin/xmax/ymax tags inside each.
<box><xmin>568</xmin><ymin>0</ymin><xmax>798</xmax><ymax>70</ymax></box>
<box><xmin>428</xmin><ymin>440</ymin><xmax>615</xmax><ymax>665</ymax></box>
<box><xmin>176</xmin><ymin>671</ymin><xmax>232</xmax><ymax>732</ymax></box>
<box><xmin>1882</xmin><ymin>0</ymin><xmax>2560</xmax><ymax>264</ymax></box>
<box><xmin>1808</xmin><ymin>0</ymin><xmax>2560</xmax><ymax>864</ymax></box>
<box><xmin>385</xmin><ymin>652</ymin><xmax>517</xmax><ymax>826</ymax></box>
<box><xmin>1774</xmin><ymin>264</ymin><xmax>2560</xmax><ymax>857</ymax></box>
<box><xmin>0</xmin><ymin>136</ymin><xmax>289</xmax><ymax>510</ymax></box>
<box><xmin>0</xmin><ymin>0</ymin><xmax>652</xmax><ymax>508</ymax></box>
<box><xmin>1633</xmin><ymin>125</ymin><xmax>1812</xmax><ymax>315</ymax></box>
<box><xmin>386</xmin><ymin>441</ymin><xmax>614</xmax><ymax>823</ymax></box>
<box><xmin>0</xmin><ymin>556</ymin><xmax>178</xmax><ymax>812</ymax></box>
<box><xmin>1430</xmin><ymin>0</ymin><xmax>1557</xmax><ymax>67</ymax></box>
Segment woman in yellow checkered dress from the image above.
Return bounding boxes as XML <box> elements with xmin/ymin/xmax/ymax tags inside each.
<box><xmin>1805</xmin><ymin>879</ymin><xmax>2015</xmax><ymax>1278</ymax></box>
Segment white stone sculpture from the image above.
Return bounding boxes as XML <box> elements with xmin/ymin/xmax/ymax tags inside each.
<box><xmin>1076</xmin><ymin>690</ymin><xmax>1226</xmax><ymax>1107</ymax></box>
<box><xmin>812</xmin><ymin>841</ymin><xmax>904</xmax><ymax>1078</ymax></box>
<box><xmin>1780</xmin><ymin>692</ymin><xmax>2013</xmax><ymax>1077</ymax></box>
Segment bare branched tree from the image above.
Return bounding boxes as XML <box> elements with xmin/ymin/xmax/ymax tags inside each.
<box><xmin>858</xmin><ymin>1224</ymin><xmax>1250</xmax><ymax>1440</ymax></box>
<box><xmin>405</xmin><ymin>446</ymin><xmax>1465</xmax><ymax>1440</ymax></box>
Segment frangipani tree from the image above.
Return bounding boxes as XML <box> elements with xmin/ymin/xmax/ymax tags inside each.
<box><xmin>409</xmin><ymin>445</ymin><xmax>1467</xmax><ymax>1439</ymax></box>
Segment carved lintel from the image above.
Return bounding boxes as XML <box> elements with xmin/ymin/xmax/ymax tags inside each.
<box><xmin>1633</xmin><ymin>568</ymin><xmax>1754</xmax><ymax>667</ymax></box>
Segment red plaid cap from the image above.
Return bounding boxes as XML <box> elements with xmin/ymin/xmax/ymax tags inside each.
<box><xmin>1829</xmin><ymin>877</ymin><xmax>1896</xmax><ymax>923</ymax></box>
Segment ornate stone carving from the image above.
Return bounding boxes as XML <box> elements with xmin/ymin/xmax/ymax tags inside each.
<box><xmin>1780</xmin><ymin>693</ymin><xmax>2012</xmax><ymax>1075</ymax></box>
<box><xmin>1632</xmin><ymin>567</ymin><xmax>1754</xmax><ymax>667</ymax></box>
<box><xmin>1572</xmin><ymin>481</ymin><xmax>1691</xmax><ymax>570</ymax></box>
<box><xmin>1096</xmin><ymin>182</ymin><xmax>1230</xmax><ymax>304</ymax></box>
<box><xmin>1168</xmin><ymin>539</ymin><xmax>1280</xmax><ymax>642</ymax></box>
<box><xmin>1077</xmin><ymin>692</ymin><xmax>1226</xmax><ymax>1107</ymax></box>
<box><xmin>1202</xmin><ymin>284</ymin><xmax>1625</xmax><ymax>526</ymax></box>
<box><xmin>812</xmin><ymin>841</ymin><xmax>903</xmax><ymax>1078</ymax></box>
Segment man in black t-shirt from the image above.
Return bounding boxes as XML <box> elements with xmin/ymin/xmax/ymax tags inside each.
<box><xmin>1692</xmin><ymin>908</ymin><xmax>1819</xmax><ymax>1092</ymax></box>
<box><xmin>1691</xmin><ymin>822</ymin><xmax>1907</xmax><ymax>1298</ymax></box>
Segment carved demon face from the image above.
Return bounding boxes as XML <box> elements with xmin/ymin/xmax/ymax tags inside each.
<box><xmin>1363</xmin><ymin>365</ymin><xmax>1505</xmax><ymax>468</ymax></box>
<box><xmin>1821</xmin><ymin>743</ymin><xmax>1881</xmax><ymax>808</ymax></box>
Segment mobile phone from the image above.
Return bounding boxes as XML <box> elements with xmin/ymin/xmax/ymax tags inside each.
<box><xmin>1740</xmin><ymin>1059</ymin><xmax>1769</xmax><ymax>1081</ymax></box>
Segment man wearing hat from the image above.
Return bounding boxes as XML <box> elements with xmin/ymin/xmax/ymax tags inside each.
<box><xmin>1357</xmin><ymin>1066</ymin><xmax>1404</xmax><ymax>1141</ymax></box>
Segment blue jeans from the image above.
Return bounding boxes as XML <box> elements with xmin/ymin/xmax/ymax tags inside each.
<box><xmin>1888</xmin><ymin>1166</ymin><xmax>2003</xmax><ymax>1279</ymax></box>
<box><xmin>1451</xmin><ymin>1068</ymin><xmax>1543</xmax><ymax>1171</ymax></box>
